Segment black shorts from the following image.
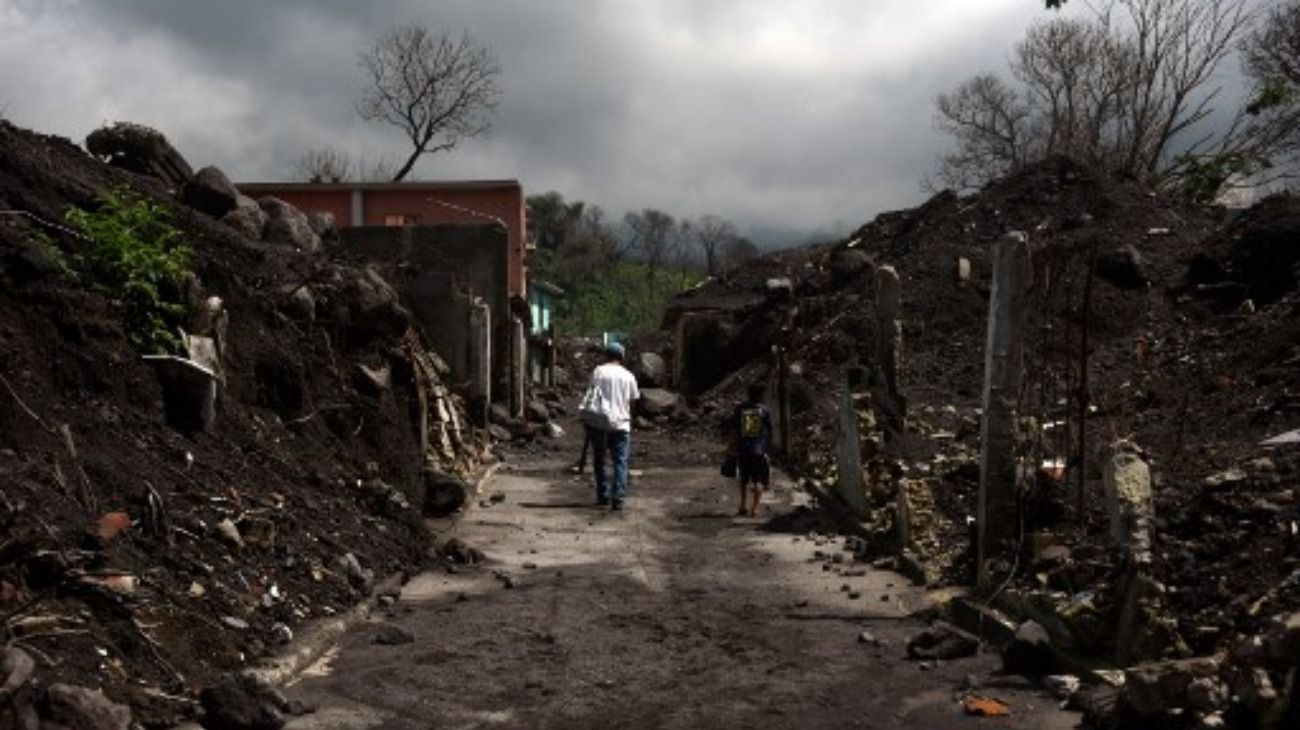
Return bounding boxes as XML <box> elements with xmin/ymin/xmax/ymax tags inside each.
<box><xmin>738</xmin><ymin>453</ymin><xmax>770</xmax><ymax>486</ymax></box>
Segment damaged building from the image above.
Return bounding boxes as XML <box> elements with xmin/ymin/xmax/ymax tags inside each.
<box><xmin>238</xmin><ymin>180</ymin><xmax>532</xmax><ymax>421</ymax></box>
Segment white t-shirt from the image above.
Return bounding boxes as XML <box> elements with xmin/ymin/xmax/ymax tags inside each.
<box><xmin>582</xmin><ymin>362</ymin><xmax>640</xmax><ymax>432</ymax></box>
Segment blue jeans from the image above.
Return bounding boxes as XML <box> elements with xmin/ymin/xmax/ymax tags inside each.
<box><xmin>589</xmin><ymin>427</ymin><xmax>630</xmax><ymax>503</ymax></box>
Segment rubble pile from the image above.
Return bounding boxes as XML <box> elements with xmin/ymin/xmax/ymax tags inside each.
<box><xmin>671</xmin><ymin>159</ymin><xmax>1300</xmax><ymax>725</ymax></box>
<box><xmin>0</xmin><ymin>121</ymin><xmax>486</xmax><ymax>726</ymax></box>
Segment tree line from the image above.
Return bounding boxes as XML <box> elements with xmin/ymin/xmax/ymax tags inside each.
<box><xmin>935</xmin><ymin>0</ymin><xmax>1300</xmax><ymax>201</ymax></box>
<box><xmin>525</xmin><ymin>191</ymin><xmax>759</xmax><ymax>336</ymax></box>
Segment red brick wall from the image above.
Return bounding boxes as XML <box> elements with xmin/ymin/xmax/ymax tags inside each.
<box><xmin>238</xmin><ymin>183</ymin><xmax>527</xmax><ymax>298</ymax></box>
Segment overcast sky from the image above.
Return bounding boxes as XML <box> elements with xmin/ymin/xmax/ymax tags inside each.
<box><xmin>0</xmin><ymin>1</ymin><xmax>1128</xmax><ymax>245</ymax></box>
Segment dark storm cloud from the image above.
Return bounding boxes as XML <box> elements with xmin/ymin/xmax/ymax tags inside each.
<box><xmin>0</xmin><ymin>0</ymin><xmax>1047</xmax><ymax>243</ymax></box>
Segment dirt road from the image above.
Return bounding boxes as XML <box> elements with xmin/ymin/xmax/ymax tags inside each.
<box><xmin>283</xmin><ymin>432</ymin><xmax>1078</xmax><ymax>729</ymax></box>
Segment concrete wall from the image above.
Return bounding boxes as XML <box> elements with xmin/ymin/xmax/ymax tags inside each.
<box><xmin>237</xmin><ymin>182</ymin><xmax>527</xmax><ymax>299</ymax></box>
<box><xmin>339</xmin><ymin>224</ymin><xmax>520</xmax><ymax>412</ymax></box>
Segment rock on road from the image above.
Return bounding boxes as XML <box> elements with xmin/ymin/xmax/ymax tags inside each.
<box><xmin>284</xmin><ymin>432</ymin><xmax>1077</xmax><ymax>729</ymax></box>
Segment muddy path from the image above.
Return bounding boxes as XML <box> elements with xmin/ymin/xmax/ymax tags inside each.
<box><xmin>282</xmin><ymin>431</ymin><xmax>1078</xmax><ymax>729</ymax></box>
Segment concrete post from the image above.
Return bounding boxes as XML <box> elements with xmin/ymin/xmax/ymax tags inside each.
<box><xmin>776</xmin><ymin>347</ymin><xmax>791</xmax><ymax>459</ymax></box>
<box><xmin>875</xmin><ymin>265</ymin><xmax>905</xmax><ymax>435</ymax></box>
<box><xmin>1103</xmin><ymin>440</ymin><xmax>1155</xmax><ymax>564</ymax></box>
<box><xmin>511</xmin><ymin>316</ymin><xmax>526</xmax><ymax>418</ymax></box>
<box><xmin>468</xmin><ymin>300</ymin><xmax>491</xmax><ymax>426</ymax></box>
<box><xmin>835</xmin><ymin>377</ymin><xmax>869</xmax><ymax>518</ymax></box>
<box><xmin>977</xmin><ymin>231</ymin><xmax>1033</xmax><ymax>590</ymax></box>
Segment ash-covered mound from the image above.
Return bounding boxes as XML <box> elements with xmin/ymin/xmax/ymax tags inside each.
<box><xmin>0</xmin><ymin>120</ymin><xmax>485</xmax><ymax>726</ymax></box>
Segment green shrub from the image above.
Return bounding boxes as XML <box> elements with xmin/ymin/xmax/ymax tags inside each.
<box><xmin>62</xmin><ymin>187</ymin><xmax>193</xmax><ymax>353</ymax></box>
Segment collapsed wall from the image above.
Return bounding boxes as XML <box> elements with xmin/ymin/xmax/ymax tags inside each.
<box><xmin>0</xmin><ymin>121</ymin><xmax>486</xmax><ymax>727</ymax></box>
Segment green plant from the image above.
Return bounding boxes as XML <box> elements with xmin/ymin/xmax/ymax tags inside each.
<box><xmin>63</xmin><ymin>187</ymin><xmax>192</xmax><ymax>353</ymax></box>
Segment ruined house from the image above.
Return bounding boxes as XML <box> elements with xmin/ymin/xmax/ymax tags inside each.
<box><xmin>238</xmin><ymin>180</ymin><xmax>530</xmax><ymax>420</ymax></box>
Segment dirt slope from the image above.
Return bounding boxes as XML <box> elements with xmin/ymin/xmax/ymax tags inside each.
<box><xmin>0</xmin><ymin>121</ymin><xmax>483</xmax><ymax>726</ymax></box>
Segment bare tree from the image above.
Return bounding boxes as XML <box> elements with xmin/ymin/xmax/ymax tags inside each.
<box><xmin>357</xmin><ymin>25</ymin><xmax>501</xmax><ymax>182</ymax></box>
<box><xmin>294</xmin><ymin>146</ymin><xmax>353</xmax><ymax>183</ymax></box>
<box><xmin>624</xmin><ymin>209</ymin><xmax>678</xmax><ymax>292</ymax></box>
<box><xmin>935</xmin><ymin>0</ymin><xmax>1260</xmax><ymax>197</ymax></box>
<box><xmin>691</xmin><ymin>214</ymin><xmax>738</xmax><ymax>275</ymax></box>
<box><xmin>1239</xmin><ymin>0</ymin><xmax>1300</xmax><ymax>175</ymax></box>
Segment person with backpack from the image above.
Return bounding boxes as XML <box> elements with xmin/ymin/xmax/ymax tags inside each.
<box><xmin>730</xmin><ymin>383</ymin><xmax>774</xmax><ymax>516</ymax></box>
<box><xmin>578</xmin><ymin>343</ymin><xmax>640</xmax><ymax>510</ymax></box>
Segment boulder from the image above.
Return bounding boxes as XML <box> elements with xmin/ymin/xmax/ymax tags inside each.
<box><xmin>44</xmin><ymin>684</ymin><xmax>132</xmax><ymax>730</ymax></box>
<box><xmin>1</xmin><ymin>647</ymin><xmax>34</xmax><ymax>699</ymax></box>
<box><xmin>489</xmin><ymin>404</ymin><xmax>513</xmax><ymax>426</ymax></box>
<box><xmin>306</xmin><ymin>211</ymin><xmax>337</xmax><ymax>240</ymax></box>
<box><xmin>85</xmin><ymin>122</ymin><xmax>193</xmax><ymax>188</ymax></box>
<box><xmin>1094</xmin><ymin>244</ymin><xmax>1148</xmax><ymax>290</ymax></box>
<box><xmin>422</xmin><ymin>471</ymin><xmax>469</xmax><ymax>517</ymax></box>
<box><xmin>638</xmin><ymin>388</ymin><xmax>680</xmax><ymax>418</ymax></box>
<box><xmin>259</xmin><ymin>197</ymin><xmax>322</xmax><ymax>252</ymax></box>
<box><xmin>630</xmin><ymin>352</ymin><xmax>667</xmax><ymax>388</ymax></box>
<box><xmin>181</xmin><ymin>166</ymin><xmax>239</xmax><ymax>219</ymax></box>
<box><xmin>831</xmin><ymin>249</ymin><xmax>871</xmax><ymax>282</ymax></box>
<box><xmin>487</xmin><ymin>424</ymin><xmax>512</xmax><ymax>442</ymax></box>
<box><xmin>285</xmin><ymin>285</ymin><xmax>315</xmax><ymax>322</ymax></box>
<box><xmin>1123</xmin><ymin>657</ymin><xmax>1223</xmax><ymax>717</ymax></box>
<box><xmin>222</xmin><ymin>195</ymin><xmax>268</xmax><ymax>240</ymax></box>
<box><xmin>905</xmin><ymin>622</ymin><xmax>979</xmax><ymax>661</ymax></box>
<box><xmin>525</xmin><ymin>400</ymin><xmax>551</xmax><ymax>424</ymax></box>
<box><xmin>336</xmin><ymin>552</ymin><xmax>374</xmax><ymax>594</ymax></box>
<box><xmin>336</xmin><ymin>267</ymin><xmax>410</xmax><ymax>336</ymax></box>
<box><xmin>1001</xmin><ymin>620</ymin><xmax>1056</xmax><ymax>678</ymax></box>
<box><xmin>198</xmin><ymin>673</ymin><xmax>288</xmax><ymax>730</ymax></box>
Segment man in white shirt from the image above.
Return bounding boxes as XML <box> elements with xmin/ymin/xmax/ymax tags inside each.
<box><xmin>578</xmin><ymin>343</ymin><xmax>640</xmax><ymax>510</ymax></box>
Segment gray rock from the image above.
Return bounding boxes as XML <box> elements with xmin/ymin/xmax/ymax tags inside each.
<box><xmin>181</xmin><ymin>166</ymin><xmax>239</xmax><ymax>219</ymax></box>
<box><xmin>630</xmin><ymin>352</ymin><xmax>667</xmax><ymax>388</ymax></box>
<box><xmin>283</xmin><ymin>283</ymin><xmax>313</xmax><ymax>319</ymax></box>
<box><xmin>638</xmin><ymin>388</ymin><xmax>680</xmax><ymax>418</ymax></box>
<box><xmin>199</xmin><ymin>673</ymin><xmax>287</xmax><ymax>730</ymax></box>
<box><xmin>373</xmin><ymin>625</ymin><xmax>415</xmax><ymax>646</ymax></box>
<box><xmin>1124</xmin><ymin>656</ymin><xmax>1221</xmax><ymax>717</ymax></box>
<box><xmin>831</xmin><ymin>248</ymin><xmax>871</xmax><ymax>281</ymax></box>
<box><xmin>489</xmin><ymin>404</ymin><xmax>513</xmax><ymax>426</ymax></box>
<box><xmin>85</xmin><ymin>122</ymin><xmax>193</xmax><ymax>188</ymax></box>
<box><xmin>422</xmin><ymin>471</ymin><xmax>469</xmax><ymax>517</ymax></box>
<box><xmin>44</xmin><ymin>684</ymin><xmax>132</xmax><ymax>730</ymax></box>
<box><xmin>1</xmin><ymin>647</ymin><xmax>35</xmax><ymax>699</ymax></box>
<box><xmin>259</xmin><ymin>197</ymin><xmax>322</xmax><ymax>252</ymax></box>
<box><xmin>306</xmin><ymin>211</ymin><xmax>336</xmax><ymax>238</ymax></box>
<box><xmin>487</xmin><ymin>424</ymin><xmax>512</xmax><ymax>442</ymax></box>
<box><xmin>221</xmin><ymin>616</ymin><xmax>250</xmax><ymax>631</ymax></box>
<box><xmin>906</xmin><ymin>622</ymin><xmax>979</xmax><ymax>661</ymax></box>
<box><xmin>336</xmin><ymin>552</ymin><xmax>374</xmax><ymax>594</ymax></box>
<box><xmin>526</xmin><ymin>400</ymin><xmax>551</xmax><ymax>423</ymax></box>
<box><xmin>222</xmin><ymin>195</ymin><xmax>268</xmax><ymax>240</ymax></box>
<box><xmin>1002</xmin><ymin>620</ymin><xmax>1055</xmax><ymax>678</ymax></box>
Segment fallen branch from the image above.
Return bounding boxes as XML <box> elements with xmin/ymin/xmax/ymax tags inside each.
<box><xmin>0</xmin><ymin>370</ymin><xmax>54</xmax><ymax>435</ymax></box>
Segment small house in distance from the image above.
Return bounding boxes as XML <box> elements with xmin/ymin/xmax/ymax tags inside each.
<box><xmin>238</xmin><ymin>180</ymin><xmax>530</xmax><ymax>419</ymax></box>
<box><xmin>528</xmin><ymin>279</ymin><xmax>563</xmax><ymax>387</ymax></box>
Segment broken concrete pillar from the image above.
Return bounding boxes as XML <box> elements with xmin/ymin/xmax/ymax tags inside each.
<box><xmin>510</xmin><ymin>316</ymin><xmax>527</xmax><ymax>419</ymax></box>
<box><xmin>468</xmin><ymin>300</ymin><xmax>491</xmax><ymax>426</ymax></box>
<box><xmin>835</xmin><ymin>377</ymin><xmax>869</xmax><ymax>518</ymax></box>
<box><xmin>875</xmin><ymin>264</ymin><xmax>905</xmax><ymax>435</ymax></box>
<box><xmin>1104</xmin><ymin>440</ymin><xmax>1155</xmax><ymax>563</ymax></box>
<box><xmin>977</xmin><ymin>231</ymin><xmax>1033</xmax><ymax>590</ymax></box>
